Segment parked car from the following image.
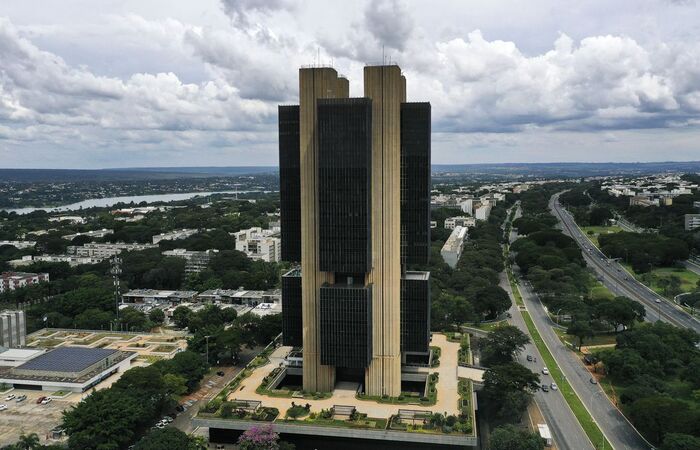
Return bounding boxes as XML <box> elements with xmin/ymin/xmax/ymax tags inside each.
<box><xmin>216</xmin><ymin>371</ymin><xmax>225</xmax><ymax>377</ymax></box>
<box><xmin>41</xmin><ymin>397</ymin><xmax>52</xmax><ymax>405</ymax></box>
<box><xmin>5</xmin><ymin>394</ymin><xmax>15</xmax><ymax>401</ymax></box>
<box><xmin>526</xmin><ymin>355</ymin><xmax>533</xmax><ymax>362</ymax></box>
<box><xmin>175</xmin><ymin>405</ymin><xmax>185</xmax><ymax>412</ymax></box>
<box><xmin>541</xmin><ymin>384</ymin><xmax>549</xmax><ymax>392</ymax></box>
<box><xmin>0</xmin><ymin>404</ymin><xmax>7</xmax><ymax>411</ymax></box>
<box><xmin>15</xmin><ymin>395</ymin><xmax>26</xmax><ymax>403</ymax></box>
<box><xmin>542</xmin><ymin>367</ymin><xmax>550</xmax><ymax>375</ymax></box>
<box><xmin>36</xmin><ymin>396</ymin><xmax>46</xmax><ymax>404</ymax></box>
<box><xmin>590</xmin><ymin>377</ymin><xmax>598</xmax><ymax>385</ymax></box>
<box><xmin>550</xmin><ymin>382</ymin><xmax>558</xmax><ymax>391</ymax></box>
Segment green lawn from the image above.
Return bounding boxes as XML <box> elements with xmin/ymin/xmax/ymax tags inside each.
<box><xmin>622</xmin><ymin>264</ymin><xmax>700</xmax><ymax>300</ymax></box>
<box><xmin>580</xmin><ymin>225</ymin><xmax>622</xmax><ymax>247</ymax></box>
<box><xmin>589</xmin><ymin>284</ymin><xmax>615</xmax><ymax>301</ymax></box>
<box><xmin>520</xmin><ymin>310</ymin><xmax>611</xmax><ymax>449</ymax></box>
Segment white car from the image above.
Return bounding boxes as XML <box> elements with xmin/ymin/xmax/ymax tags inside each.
<box><xmin>5</xmin><ymin>394</ymin><xmax>15</xmax><ymax>401</ymax></box>
<box><xmin>41</xmin><ymin>397</ymin><xmax>52</xmax><ymax>405</ymax></box>
<box><xmin>542</xmin><ymin>367</ymin><xmax>550</xmax><ymax>375</ymax></box>
<box><xmin>550</xmin><ymin>382</ymin><xmax>558</xmax><ymax>391</ymax></box>
<box><xmin>655</xmin><ymin>299</ymin><xmax>662</xmax><ymax>304</ymax></box>
<box><xmin>0</xmin><ymin>404</ymin><xmax>7</xmax><ymax>411</ymax></box>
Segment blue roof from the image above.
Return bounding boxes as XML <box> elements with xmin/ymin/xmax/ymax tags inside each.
<box><xmin>17</xmin><ymin>347</ymin><xmax>118</xmax><ymax>373</ymax></box>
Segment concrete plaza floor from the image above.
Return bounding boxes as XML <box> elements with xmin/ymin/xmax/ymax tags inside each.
<box><xmin>227</xmin><ymin>333</ymin><xmax>468</xmax><ymax>419</ymax></box>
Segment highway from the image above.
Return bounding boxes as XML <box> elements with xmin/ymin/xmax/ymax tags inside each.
<box><xmin>550</xmin><ymin>192</ymin><xmax>700</xmax><ymax>334</ymax></box>
<box><xmin>517</xmin><ymin>277</ymin><xmax>650</xmax><ymax>450</ymax></box>
<box><xmin>501</xmin><ymin>273</ymin><xmax>594</xmax><ymax>450</ymax></box>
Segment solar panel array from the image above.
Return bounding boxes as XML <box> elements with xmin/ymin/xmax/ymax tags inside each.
<box><xmin>16</xmin><ymin>347</ymin><xmax>118</xmax><ymax>373</ymax></box>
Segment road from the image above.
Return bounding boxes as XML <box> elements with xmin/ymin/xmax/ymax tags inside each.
<box><xmin>517</xmin><ymin>277</ymin><xmax>650</xmax><ymax>450</ymax></box>
<box><xmin>550</xmin><ymin>192</ymin><xmax>700</xmax><ymax>334</ymax></box>
<box><xmin>172</xmin><ymin>348</ymin><xmax>259</xmax><ymax>433</ymax></box>
<box><xmin>683</xmin><ymin>258</ymin><xmax>700</xmax><ymax>276</ymax></box>
<box><xmin>500</xmin><ymin>273</ymin><xmax>594</xmax><ymax>450</ymax></box>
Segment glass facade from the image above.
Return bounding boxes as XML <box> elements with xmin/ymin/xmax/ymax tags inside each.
<box><xmin>281</xmin><ymin>268</ymin><xmax>302</xmax><ymax>347</ymax></box>
<box><xmin>320</xmin><ymin>283</ymin><xmax>373</xmax><ymax>368</ymax></box>
<box><xmin>317</xmin><ymin>98</ymin><xmax>373</xmax><ymax>273</ymax></box>
<box><xmin>400</xmin><ymin>102</ymin><xmax>431</xmax><ymax>265</ymax></box>
<box><xmin>278</xmin><ymin>105</ymin><xmax>301</xmax><ymax>262</ymax></box>
<box><xmin>400</xmin><ymin>271</ymin><xmax>431</xmax><ymax>353</ymax></box>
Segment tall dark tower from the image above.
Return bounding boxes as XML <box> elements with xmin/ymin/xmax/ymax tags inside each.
<box><xmin>280</xmin><ymin>64</ymin><xmax>431</xmax><ymax>397</ymax></box>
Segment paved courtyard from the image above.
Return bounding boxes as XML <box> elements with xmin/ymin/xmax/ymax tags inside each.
<box><xmin>227</xmin><ymin>333</ymin><xmax>468</xmax><ymax>419</ymax></box>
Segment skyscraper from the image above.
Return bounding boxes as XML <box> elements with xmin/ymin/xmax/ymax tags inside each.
<box><xmin>280</xmin><ymin>64</ymin><xmax>431</xmax><ymax>397</ymax></box>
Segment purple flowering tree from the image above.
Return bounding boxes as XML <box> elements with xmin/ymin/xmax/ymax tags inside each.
<box><xmin>237</xmin><ymin>424</ymin><xmax>280</xmax><ymax>450</ymax></box>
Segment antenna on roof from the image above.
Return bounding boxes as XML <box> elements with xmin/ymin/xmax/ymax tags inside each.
<box><xmin>382</xmin><ymin>45</ymin><xmax>385</xmax><ymax>65</ymax></box>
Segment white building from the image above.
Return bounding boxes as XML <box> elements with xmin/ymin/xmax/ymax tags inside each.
<box><xmin>62</xmin><ymin>229</ymin><xmax>114</xmax><ymax>241</ymax></box>
<box><xmin>48</xmin><ymin>216</ymin><xmax>86</xmax><ymax>224</ymax></box>
<box><xmin>9</xmin><ymin>255</ymin><xmax>103</xmax><ymax>268</ymax></box>
<box><xmin>475</xmin><ymin>204</ymin><xmax>492</xmax><ymax>221</ymax></box>
<box><xmin>152</xmin><ymin>229</ymin><xmax>199</xmax><ymax>244</ymax></box>
<box><xmin>0</xmin><ymin>240</ymin><xmax>36</xmax><ymax>250</ymax></box>
<box><xmin>460</xmin><ymin>198</ymin><xmax>475</xmax><ymax>215</ymax></box>
<box><xmin>162</xmin><ymin>249</ymin><xmax>219</xmax><ymax>273</ymax></box>
<box><xmin>67</xmin><ymin>242</ymin><xmax>157</xmax><ymax>259</ymax></box>
<box><xmin>444</xmin><ymin>216</ymin><xmax>476</xmax><ymax>230</ymax></box>
<box><xmin>0</xmin><ymin>272</ymin><xmax>49</xmax><ymax>293</ymax></box>
<box><xmin>233</xmin><ymin>227</ymin><xmax>281</xmax><ymax>262</ymax></box>
<box><xmin>685</xmin><ymin>214</ymin><xmax>700</xmax><ymax>231</ymax></box>
<box><xmin>441</xmin><ymin>226</ymin><xmax>468</xmax><ymax>269</ymax></box>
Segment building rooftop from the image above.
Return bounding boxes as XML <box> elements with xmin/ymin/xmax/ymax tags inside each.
<box><xmin>0</xmin><ymin>348</ymin><xmax>44</xmax><ymax>360</ymax></box>
<box><xmin>16</xmin><ymin>347</ymin><xmax>118</xmax><ymax>373</ymax></box>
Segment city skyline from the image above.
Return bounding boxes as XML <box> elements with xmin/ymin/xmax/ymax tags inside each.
<box><xmin>1</xmin><ymin>0</ymin><xmax>700</xmax><ymax>168</ymax></box>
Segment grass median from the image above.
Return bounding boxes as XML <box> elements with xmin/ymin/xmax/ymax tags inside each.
<box><xmin>520</xmin><ymin>309</ymin><xmax>611</xmax><ymax>450</ymax></box>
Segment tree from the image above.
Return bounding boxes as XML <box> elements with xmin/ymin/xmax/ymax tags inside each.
<box><xmin>149</xmin><ymin>308</ymin><xmax>165</xmax><ymax>325</ymax></box>
<box><xmin>237</xmin><ymin>425</ymin><xmax>281</xmax><ymax>450</ymax></box>
<box><xmin>134</xmin><ymin>428</ymin><xmax>194</xmax><ymax>450</ymax></box>
<box><xmin>172</xmin><ymin>306</ymin><xmax>192</xmax><ymax>329</ymax></box>
<box><xmin>482</xmin><ymin>363</ymin><xmax>540</xmax><ymax>423</ymax></box>
<box><xmin>661</xmin><ymin>433</ymin><xmax>700</xmax><ymax>450</ymax></box>
<box><xmin>163</xmin><ymin>373</ymin><xmax>188</xmax><ymax>397</ymax></box>
<box><xmin>489</xmin><ymin>425</ymin><xmax>544</xmax><ymax>450</ymax></box>
<box><xmin>479</xmin><ymin>325</ymin><xmax>530</xmax><ymax>366</ymax></box>
<box><xmin>567</xmin><ymin>320</ymin><xmax>594</xmax><ymax>350</ymax></box>
<box><xmin>628</xmin><ymin>396</ymin><xmax>692</xmax><ymax>445</ymax></box>
<box><xmin>16</xmin><ymin>433</ymin><xmax>40</xmax><ymax>450</ymax></box>
<box><xmin>474</xmin><ymin>285</ymin><xmax>511</xmax><ymax>320</ymax></box>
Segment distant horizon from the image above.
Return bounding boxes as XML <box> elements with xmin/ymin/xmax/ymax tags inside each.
<box><xmin>3</xmin><ymin>160</ymin><xmax>700</xmax><ymax>172</ymax></box>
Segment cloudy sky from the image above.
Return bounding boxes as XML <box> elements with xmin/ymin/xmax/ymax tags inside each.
<box><xmin>1</xmin><ymin>0</ymin><xmax>699</xmax><ymax>168</ymax></box>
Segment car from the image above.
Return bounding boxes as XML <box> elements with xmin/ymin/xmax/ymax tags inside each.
<box><xmin>163</xmin><ymin>416</ymin><xmax>173</xmax><ymax>423</ymax></box>
<box><xmin>550</xmin><ymin>382</ymin><xmax>558</xmax><ymax>391</ymax></box>
<box><xmin>215</xmin><ymin>445</ymin><xmax>225</xmax><ymax>450</ymax></box>
<box><xmin>156</xmin><ymin>423</ymin><xmax>165</xmax><ymax>429</ymax></box>
<box><xmin>41</xmin><ymin>397</ymin><xmax>52</xmax><ymax>405</ymax></box>
<box><xmin>36</xmin><ymin>396</ymin><xmax>46</xmax><ymax>404</ymax></box>
<box><xmin>216</xmin><ymin>371</ymin><xmax>225</xmax><ymax>377</ymax></box>
<box><xmin>526</xmin><ymin>355</ymin><xmax>533</xmax><ymax>362</ymax></box>
<box><xmin>542</xmin><ymin>367</ymin><xmax>549</xmax><ymax>375</ymax></box>
<box><xmin>15</xmin><ymin>395</ymin><xmax>26</xmax><ymax>403</ymax></box>
<box><xmin>175</xmin><ymin>405</ymin><xmax>185</xmax><ymax>412</ymax></box>
<box><xmin>590</xmin><ymin>377</ymin><xmax>598</xmax><ymax>384</ymax></box>
<box><xmin>541</xmin><ymin>384</ymin><xmax>549</xmax><ymax>392</ymax></box>
<box><xmin>655</xmin><ymin>299</ymin><xmax>662</xmax><ymax>304</ymax></box>
<box><xmin>5</xmin><ymin>394</ymin><xmax>15</xmax><ymax>401</ymax></box>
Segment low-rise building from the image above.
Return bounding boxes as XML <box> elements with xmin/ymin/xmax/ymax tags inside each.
<box><xmin>153</xmin><ymin>229</ymin><xmax>199</xmax><ymax>244</ymax></box>
<box><xmin>9</xmin><ymin>255</ymin><xmax>103</xmax><ymax>268</ymax></box>
<box><xmin>0</xmin><ymin>272</ymin><xmax>49</xmax><ymax>293</ymax></box>
<box><xmin>48</xmin><ymin>216</ymin><xmax>86</xmax><ymax>224</ymax></box>
<box><xmin>0</xmin><ymin>240</ymin><xmax>36</xmax><ymax>249</ymax></box>
<box><xmin>444</xmin><ymin>216</ymin><xmax>475</xmax><ymax>230</ymax></box>
<box><xmin>62</xmin><ymin>229</ymin><xmax>113</xmax><ymax>241</ymax></box>
<box><xmin>0</xmin><ymin>347</ymin><xmax>136</xmax><ymax>392</ymax></box>
<box><xmin>198</xmin><ymin>288</ymin><xmax>280</xmax><ymax>306</ymax></box>
<box><xmin>162</xmin><ymin>249</ymin><xmax>218</xmax><ymax>273</ymax></box>
<box><xmin>441</xmin><ymin>226</ymin><xmax>468</xmax><ymax>269</ymax></box>
<box><xmin>233</xmin><ymin>227</ymin><xmax>281</xmax><ymax>262</ymax></box>
<box><xmin>0</xmin><ymin>348</ymin><xmax>45</xmax><ymax>367</ymax></box>
<box><xmin>121</xmin><ymin>289</ymin><xmax>198</xmax><ymax>305</ymax></box>
<box><xmin>67</xmin><ymin>242</ymin><xmax>157</xmax><ymax>258</ymax></box>
<box><xmin>685</xmin><ymin>214</ymin><xmax>700</xmax><ymax>231</ymax></box>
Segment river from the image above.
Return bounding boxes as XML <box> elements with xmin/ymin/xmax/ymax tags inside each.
<box><xmin>3</xmin><ymin>190</ymin><xmax>274</xmax><ymax>215</ymax></box>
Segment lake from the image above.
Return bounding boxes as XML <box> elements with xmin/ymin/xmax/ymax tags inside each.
<box><xmin>3</xmin><ymin>190</ymin><xmax>274</xmax><ymax>215</ymax></box>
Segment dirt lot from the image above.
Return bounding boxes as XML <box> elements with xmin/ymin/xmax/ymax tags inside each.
<box><xmin>0</xmin><ymin>389</ymin><xmax>80</xmax><ymax>447</ymax></box>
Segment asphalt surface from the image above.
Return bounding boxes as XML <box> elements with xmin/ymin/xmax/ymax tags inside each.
<box><xmin>517</xmin><ymin>278</ymin><xmax>650</xmax><ymax>450</ymax></box>
<box><xmin>550</xmin><ymin>192</ymin><xmax>700</xmax><ymax>334</ymax></box>
<box><xmin>501</xmin><ymin>273</ymin><xmax>594</xmax><ymax>450</ymax></box>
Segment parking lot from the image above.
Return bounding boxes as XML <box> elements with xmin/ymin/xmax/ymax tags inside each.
<box><xmin>0</xmin><ymin>389</ymin><xmax>79</xmax><ymax>447</ymax></box>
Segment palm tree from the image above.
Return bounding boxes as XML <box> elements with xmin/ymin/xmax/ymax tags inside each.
<box><xmin>17</xmin><ymin>433</ymin><xmax>40</xmax><ymax>450</ymax></box>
